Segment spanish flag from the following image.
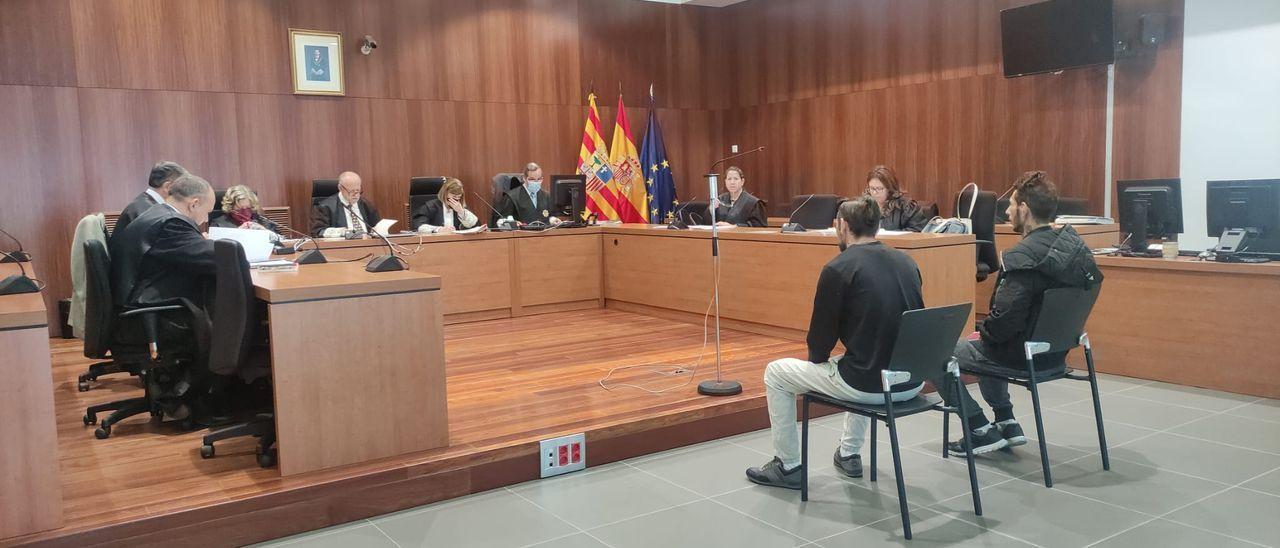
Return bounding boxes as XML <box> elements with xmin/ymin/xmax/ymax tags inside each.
<box><xmin>608</xmin><ymin>95</ymin><xmax>648</xmax><ymax>223</ymax></box>
<box><xmin>577</xmin><ymin>92</ymin><xmax>619</xmax><ymax>221</ymax></box>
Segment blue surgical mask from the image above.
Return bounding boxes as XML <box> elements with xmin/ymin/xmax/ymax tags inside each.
<box><xmin>526</xmin><ymin>181</ymin><xmax>542</xmax><ymax>194</ymax></box>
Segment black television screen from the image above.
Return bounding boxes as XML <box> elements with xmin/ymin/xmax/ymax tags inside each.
<box><xmin>1001</xmin><ymin>0</ymin><xmax>1114</xmax><ymax>78</ymax></box>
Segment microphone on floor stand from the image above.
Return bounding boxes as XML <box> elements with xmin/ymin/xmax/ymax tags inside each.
<box><xmin>699</xmin><ymin>145</ymin><xmax>765</xmax><ymax>397</ymax></box>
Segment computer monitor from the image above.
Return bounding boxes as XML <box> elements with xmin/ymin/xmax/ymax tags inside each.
<box><xmin>676</xmin><ymin>200</ymin><xmax>712</xmax><ymax>226</ymax></box>
<box><xmin>1206</xmin><ymin>179</ymin><xmax>1280</xmax><ymax>258</ymax></box>
<box><xmin>1118</xmin><ymin>179</ymin><xmax>1183</xmax><ymax>255</ymax></box>
<box><xmin>551</xmin><ymin>176</ymin><xmax>586</xmax><ymax>221</ymax></box>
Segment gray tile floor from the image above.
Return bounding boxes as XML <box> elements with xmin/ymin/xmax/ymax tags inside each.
<box><xmin>253</xmin><ymin>374</ymin><xmax>1280</xmax><ymax>548</ymax></box>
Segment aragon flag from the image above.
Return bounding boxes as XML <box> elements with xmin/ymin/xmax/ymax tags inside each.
<box><xmin>608</xmin><ymin>94</ymin><xmax>648</xmax><ymax>223</ymax></box>
<box><xmin>577</xmin><ymin>92</ymin><xmax>619</xmax><ymax>221</ymax></box>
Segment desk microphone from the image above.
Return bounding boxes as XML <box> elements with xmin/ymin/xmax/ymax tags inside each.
<box><xmin>275</xmin><ymin>224</ymin><xmax>328</xmax><ymax>264</ymax></box>
<box><xmin>341</xmin><ymin>202</ymin><xmax>406</xmax><ymax>272</ymax></box>
<box><xmin>473</xmin><ymin>193</ymin><xmax>517</xmax><ymax>231</ymax></box>
<box><xmin>0</xmin><ymin>251</ymin><xmax>40</xmax><ymax>295</ymax></box>
<box><xmin>780</xmin><ymin>193</ymin><xmax>818</xmax><ymax>233</ymax></box>
<box><xmin>666</xmin><ymin>196</ymin><xmax>702</xmax><ymax>230</ymax></box>
<box><xmin>0</xmin><ymin>227</ymin><xmax>31</xmax><ymax>263</ymax></box>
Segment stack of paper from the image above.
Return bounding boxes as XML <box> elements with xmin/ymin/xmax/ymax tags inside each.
<box><xmin>208</xmin><ymin>227</ymin><xmax>276</xmax><ymax>263</ymax></box>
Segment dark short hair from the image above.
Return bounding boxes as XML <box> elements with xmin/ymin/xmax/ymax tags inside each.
<box><xmin>837</xmin><ymin>195</ymin><xmax>881</xmax><ymax>238</ymax></box>
<box><xmin>148</xmin><ymin>161</ymin><xmax>187</xmax><ymax>189</ymax></box>
<box><xmin>1011</xmin><ymin>171</ymin><xmax>1058</xmax><ymax>223</ymax></box>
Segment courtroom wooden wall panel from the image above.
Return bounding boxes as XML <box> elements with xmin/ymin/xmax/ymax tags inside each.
<box><xmin>0</xmin><ymin>85</ymin><xmax>86</xmax><ymax>328</ymax></box>
<box><xmin>0</xmin><ymin>0</ymin><xmax>77</xmax><ymax>86</ymax></box>
<box><xmin>1111</xmin><ymin>0</ymin><xmax>1184</xmax><ymax>206</ymax></box>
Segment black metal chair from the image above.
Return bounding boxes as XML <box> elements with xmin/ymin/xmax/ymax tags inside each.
<box><xmin>958</xmin><ymin>187</ymin><xmax>999</xmax><ymax>281</ymax></box>
<box><xmin>199</xmin><ymin>239</ymin><xmax>277</xmax><ymax>467</ymax></box>
<box><xmin>960</xmin><ymin>285</ymin><xmax>1108</xmax><ymax>488</ymax></box>
<box><xmin>81</xmin><ymin>240</ymin><xmax>193</xmax><ymax>439</ymax></box>
<box><xmin>787</xmin><ymin>194</ymin><xmax>842</xmax><ymax>229</ymax></box>
<box><xmin>800</xmin><ymin>302</ymin><xmax>980</xmax><ymax>540</ymax></box>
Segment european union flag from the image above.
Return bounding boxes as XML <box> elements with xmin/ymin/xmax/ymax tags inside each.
<box><xmin>639</xmin><ymin>103</ymin><xmax>677</xmax><ymax>223</ymax></box>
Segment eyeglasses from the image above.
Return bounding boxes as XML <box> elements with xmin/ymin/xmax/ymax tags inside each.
<box><xmin>866</xmin><ymin>186</ymin><xmax>887</xmax><ymax>194</ymax></box>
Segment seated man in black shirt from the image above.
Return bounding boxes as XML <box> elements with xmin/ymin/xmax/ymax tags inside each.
<box><xmin>746</xmin><ymin>196</ymin><xmax>986</xmax><ymax>489</ymax></box>
<box><xmin>944</xmin><ymin>171</ymin><xmax>1103</xmax><ymax>457</ymax></box>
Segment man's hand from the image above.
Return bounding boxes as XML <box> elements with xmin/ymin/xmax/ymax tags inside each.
<box><xmin>716</xmin><ymin>221</ymin><xmax>734</xmax><ymax>228</ymax></box>
<box><xmin>550</xmin><ymin>216</ymin><xmax>563</xmax><ymax>226</ymax></box>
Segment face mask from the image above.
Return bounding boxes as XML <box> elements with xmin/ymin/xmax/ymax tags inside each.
<box><xmin>230</xmin><ymin>207</ymin><xmax>254</xmax><ymax>225</ymax></box>
<box><xmin>526</xmin><ymin>181</ymin><xmax>542</xmax><ymax>194</ymax></box>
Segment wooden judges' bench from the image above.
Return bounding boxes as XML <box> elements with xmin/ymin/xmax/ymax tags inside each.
<box><xmin>293</xmin><ymin>225</ymin><xmax>978</xmax><ymax>337</ymax></box>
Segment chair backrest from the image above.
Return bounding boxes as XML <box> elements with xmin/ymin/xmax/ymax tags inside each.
<box><xmin>788</xmin><ymin>194</ymin><xmax>841</xmax><ymax>229</ymax></box>
<box><xmin>408</xmin><ymin>176</ymin><xmax>447</xmax><ymax>219</ymax></box>
<box><xmin>82</xmin><ymin>239</ymin><xmax>115</xmax><ymax>359</ymax></box>
<box><xmin>311</xmin><ymin>179</ymin><xmax>340</xmax><ymax>207</ymax></box>
<box><xmin>678</xmin><ymin>200</ymin><xmax>712</xmax><ymax>225</ymax></box>
<box><xmin>208</xmin><ymin>189</ymin><xmax>229</xmax><ymax>225</ymax></box>
<box><xmin>1028</xmin><ymin>285</ymin><xmax>1101</xmax><ymax>354</ymax></box>
<box><xmin>884</xmin><ymin>303</ymin><xmax>974</xmax><ymax>387</ymax></box>
<box><xmin>1057</xmin><ymin>197</ymin><xmax>1089</xmax><ymax>217</ymax></box>
<box><xmin>959</xmin><ymin>189</ymin><xmax>999</xmax><ymax>270</ymax></box>
<box><xmin>918</xmin><ymin>200</ymin><xmax>940</xmax><ymax>220</ymax></box>
<box><xmin>207</xmin><ymin>239</ymin><xmax>255</xmax><ymax>376</ymax></box>
<box><xmin>492</xmin><ymin>172</ymin><xmax>522</xmax><ymax>202</ymax></box>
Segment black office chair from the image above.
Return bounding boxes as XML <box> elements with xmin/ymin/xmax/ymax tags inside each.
<box><xmin>918</xmin><ymin>200</ymin><xmax>940</xmax><ymax>221</ymax></box>
<box><xmin>207</xmin><ymin>189</ymin><xmax>229</xmax><ymax>225</ymax></box>
<box><xmin>787</xmin><ymin>194</ymin><xmax>841</xmax><ymax>229</ymax></box>
<box><xmin>800</xmin><ymin>303</ymin><xmax>980</xmax><ymax>540</ymax></box>
<box><xmin>81</xmin><ymin>240</ymin><xmax>195</xmax><ymax>439</ymax></box>
<box><xmin>311</xmin><ymin>178</ymin><xmax>340</xmax><ymax>208</ymax></box>
<box><xmin>959</xmin><ymin>285</ymin><xmax>1108</xmax><ymax>488</ymax></box>
<box><xmin>490</xmin><ymin>173</ymin><xmax>523</xmax><ymax>225</ymax></box>
<box><xmin>958</xmin><ymin>187</ymin><xmax>999</xmax><ymax>281</ymax></box>
<box><xmin>676</xmin><ymin>200</ymin><xmax>712</xmax><ymax>225</ymax></box>
<box><xmin>199</xmin><ymin>239</ymin><xmax>277</xmax><ymax>467</ymax></box>
<box><xmin>407</xmin><ymin>176</ymin><xmax>447</xmax><ymax>220</ymax></box>
<box><xmin>77</xmin><ymin>236</ymin><xmax>145</xmax><ymax>391</ymax></box>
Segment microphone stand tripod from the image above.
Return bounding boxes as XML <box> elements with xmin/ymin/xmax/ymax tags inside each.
<box><xmin>697</xmin><ymin>146</ymin><xmax>761</xmax><ymax>397</ymax></box>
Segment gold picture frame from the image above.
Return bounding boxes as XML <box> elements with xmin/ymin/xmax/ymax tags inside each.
<box><xmin>289</xmin><ymin>28</ymin><xmax>345</xmax><ymax>96</ymax></box>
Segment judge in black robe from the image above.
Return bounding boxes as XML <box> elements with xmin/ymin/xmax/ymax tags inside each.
<box><xmin>310</xmin><ymin>172</ymin><xmax>382</xmax><ymax>237</ymax></box>
<box><xmin>497</xmin><ymin>185</ymin><xmax>554</xmax><ymax>225</ymax></box>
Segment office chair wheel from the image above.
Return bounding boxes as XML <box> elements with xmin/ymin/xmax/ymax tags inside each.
<box><xmin>78</xmin><ymin>380</ymin><xmax>91</xmax><ymax>392</ymax></box>
<box><xmin>256</xmin><ymin>448</ymin><xmax>277</xmax><ymax>468</ymax></box>
<box><xmin>83</xmin><ymin>413</ymin><xmax>96</xmax><ymax>426</ymax></box>
<box><xmin>200</xmin><ymin>445</ymin><xmax>215</xmax><ymax>459</ymax></box>
<box><xmin>94</xmin><ymin>426</ymin><xmax>111</xmax><ymax>439</ymax></box>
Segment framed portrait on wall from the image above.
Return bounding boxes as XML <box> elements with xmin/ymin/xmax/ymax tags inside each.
<box><xmin>289</xmin><ymin>29</ymin><xmax>344</xmax><ymax>96</ymax></box>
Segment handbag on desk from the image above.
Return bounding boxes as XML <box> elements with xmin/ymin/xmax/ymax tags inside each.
<box><xmin>922</xmin><ymin>182</ymin><xmax>978</xmax><ymax>234</ymax></box>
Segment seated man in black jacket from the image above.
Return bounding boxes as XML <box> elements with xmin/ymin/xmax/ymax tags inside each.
<box><xmin>746</xmin><ymin>196</ymin><xmax>986</xmax><ymax>489</ymax></box>
<box><xmin>944</xmin><ymin>171</ymin><xmax>1104</xmax><ymax>457</ymax></box>
<box><xmin>112</xmin><ymin>161</ymin><xmax>187</xmax><ymax>240</ymax></box>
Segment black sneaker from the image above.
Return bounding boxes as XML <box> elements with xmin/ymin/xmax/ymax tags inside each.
<box><xmin>833</xmin><ymin>449</ymin><xmax>862</xmax><ymax>478</ymax></box>
<box><xmin>996</xmin><ymin>420</ymin><xmax>1027</xmax><ymax>447</ymax></box>
<box><xmin>947</xmin><ymin>425</ymin><xmax>1009</xmax><ymax>457</ymax></box>
<box><xmin>746</xmin><ymin>457</ymin><xmax>803</xmax><ymax>490</ymax></box>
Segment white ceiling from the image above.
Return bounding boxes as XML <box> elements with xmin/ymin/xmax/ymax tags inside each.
<box><xmin>639</xmin><ymin>0</ymin><xmax>751</xmax><ymax>7</ymax></box>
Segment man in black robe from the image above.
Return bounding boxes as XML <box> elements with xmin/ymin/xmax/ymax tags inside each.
<box><xmin>311</xmin><ymin>171</ymin><xmax>382</xmax><ymax>238</ymax></box>
<box><xmin>112</xmin><ymin>161</ymin><xmax>187</xmax><ymax>240</ymax></box>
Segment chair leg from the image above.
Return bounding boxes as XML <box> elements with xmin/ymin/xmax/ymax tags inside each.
<box><xmin>885</xmin><ymin>408</ymin><xmax>911</xmax><ymax>540</ymax></box>
<box><xmin>1027</xmin><ymin>366</ymin><xmax>1053</xmax><ymax>488</ymax></box>
<box><xmin>869</xmin><ymin>417</ymin><xmax>878</xmax><ymax>482</ymax></box>
<box><xmin>941</xmin><ymin>409</ymin><xmax>950</xmax><ymax>459</ymax></box>
<box><xmin>1085</xmin><ymin>347</ymin><xmax>1110</xmax><ymax>470</ymax></box>
<box><xmin>956</xmin><ymin>383</ymin><xmax>983</xmax><ymax>516</ymax></box>
<box><xmin>801</xmin><ymin>396</ymin><xmax>810</xmax><ymax>502</ymax></box>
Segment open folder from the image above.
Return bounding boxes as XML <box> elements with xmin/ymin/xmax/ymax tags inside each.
<box><xmin>208</xmin><ymin>226</ymin><xmax>276</xmax><ymax>263</ymax></box>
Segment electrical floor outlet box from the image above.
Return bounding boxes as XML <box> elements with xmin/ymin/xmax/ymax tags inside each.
<box><xmin>539</xmin><ymin>433</ymin><xmax>586</xmax><ymax>478</ymax></box>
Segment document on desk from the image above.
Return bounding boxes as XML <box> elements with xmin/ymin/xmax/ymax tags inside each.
<box><xmin>373</xmin><ymin>218</ymin><xmax>397</xmax><ymax>235</ymax></box>
<box><xmin>689</xmin><ymin>225</ymin><xmax>734</xmax><ymax>230</ymax></box>
<box><xmin>208</xmin><ymin>226</ymin><xmax>275</xmax><ymax>263</ymax></box>
<box><xmin>878</xmin><ymin>229</ymin><xmax>910</xmax><ymax>236</ymax></box>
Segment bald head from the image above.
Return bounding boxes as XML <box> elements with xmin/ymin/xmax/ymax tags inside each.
<box><xmin>338</xmin><ymin>171</ymin><xmax>363</xmax><ymax>203</ymax></box>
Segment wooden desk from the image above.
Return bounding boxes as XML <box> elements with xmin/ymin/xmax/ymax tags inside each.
<box><xmin>252</xmin><ymin>262</ymin><xmax>448</xmax><ymax>476</ymax></box>
<box><xmin>976</xmin><ymin>223</ymin><xmax>1120</xmax><ymax>315</ymax></box>
<box><xmin>294</xmin><ymin>229</ymin><xmax>603</xmax><ymax>323</ymax></box>
<box><xmin>1081</xmin><ymin>256</ymin><xmax>1280</xmax><ymax>398</ymax></box>
<box><xmin>602</xmin><ymin>225</ymin><xmax>976</xmax><ymax>339</ymax></box>
<box><xmin>0</xmin><ymin>263</ymin><xmax>62</xmax><ymax>539</ymax></box>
